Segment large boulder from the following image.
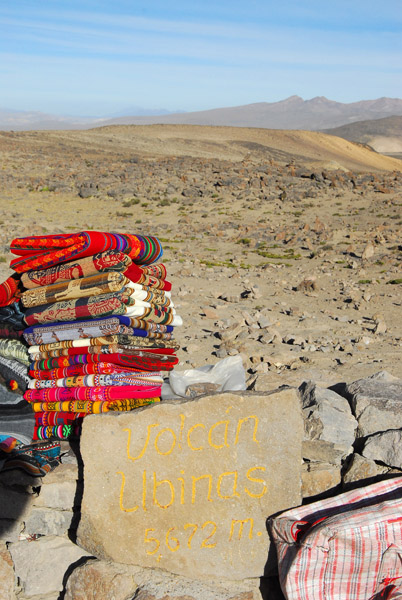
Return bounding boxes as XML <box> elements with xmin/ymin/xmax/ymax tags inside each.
<box><xmin>77</xmin><ymin>389</ymin><xmax>303</xmax><ymax>580</ymax></box>
<box><xmin>343</xmin><ymin>453</ymin><xmax>389</xmax><ymax>487</ymax></box>
<box><xmin>8</xmin><ymin>535</ymin><xmax>92</xmax><ymax>598</ymax></box>
<box><xmin>64</xmin><ymin>559</ymin><xmax>138</xmax><ymax>600</ymax></box>
<box><xmin>0</xmin><ymin>543</ymin><xmax>16</xmax><ymax>600</ymax></box>
<box><xmin>299</xmin><ymin>381</ymin><xmax>357</xmax><ymax>459</ymax></box>
<box><xmin>344</xmin><ymin>371</ymin><xmax>402</xmax><ymax>438</ymax></box>
<box><xmin>363</xmin><ymin>430</ymin><xmax>402</xmax><ymax>470</ymax></box>
<box><xmin>64</xmin><ymin>559</ymin><xmax>260</xmax><ymax>600</ymax></box>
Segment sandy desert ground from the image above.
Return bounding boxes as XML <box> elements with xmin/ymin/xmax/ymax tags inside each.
<box><xmin>0</xmin><ymin>124</ymin><xmax>401</xmax><ymax>389</ymax></box>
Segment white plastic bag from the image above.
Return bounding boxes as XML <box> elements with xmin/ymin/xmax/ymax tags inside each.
<box><xmin>163</xmin><ymin>355</ymin><xmax>246</xmax><ymax>399</ymax></box>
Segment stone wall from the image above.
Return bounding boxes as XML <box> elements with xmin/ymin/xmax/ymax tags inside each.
<box><xmin>0</xmin><ymin>373</ymin><xmax>401</xmax><ymax>599</ymax></box>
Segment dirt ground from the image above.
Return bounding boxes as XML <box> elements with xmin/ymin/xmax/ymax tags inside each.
<box><xmin>0</xmin><ymin>124</ymin><xmax>401</xmax><ymax>388</ymax></box>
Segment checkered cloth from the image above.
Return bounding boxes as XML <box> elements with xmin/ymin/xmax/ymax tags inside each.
<box><xmin>270</xmin><ymin>477</ymin><xmax>402</xmax><ymax>600</ymax></box>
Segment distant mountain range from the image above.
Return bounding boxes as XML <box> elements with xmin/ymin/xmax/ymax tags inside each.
<box><xmin>1</xmin><ymin>96</ymin><xmax>402</xmax><ymax>133</ymax></box>
<box><xmin>0</xmin><ymin>107</ymin><xmax>182</xmax><ymax>131</ymax></box>
<box><xmin>101</xmin><ymin>96</ymin><xmax>402</xmax><ymax>131</ymax></box>
<box><xmin>0</xmin><ymin>108</ymin><xmax>101</xmax><ymax>131</ymax></box>
<box><xmin>106</xmin><ymin>106</ymin><xmax>185</xmax><ymax>118</ymax></box>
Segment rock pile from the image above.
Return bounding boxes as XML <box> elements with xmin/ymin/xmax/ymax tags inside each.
<box><xmin>300</xmin><ymin>371</ymin><xmax>402</xmax><ymax>499</ymax></box>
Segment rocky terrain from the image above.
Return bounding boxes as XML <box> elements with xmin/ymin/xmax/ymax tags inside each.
<box><xmin>0</xmin><ymin>124</ymin><xmax>401</xmax><ymax>599</ymax></box>
<box><xmin>0</xmin><ymin>124</ymin><xmax>401</xmax><ymax>388</ymax></box>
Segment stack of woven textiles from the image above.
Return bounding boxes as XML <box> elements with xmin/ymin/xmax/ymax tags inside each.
<box><xmin>1</xmin><ymin>231</ymin><xmax>181</xmax><ymax>442</ymax></box>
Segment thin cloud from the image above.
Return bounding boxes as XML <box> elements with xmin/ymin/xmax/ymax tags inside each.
<box><xmin>0</xmin><ymin>14</ymin><xmax>400</xmax><ymax>70</ymax></box>
<box><xmin>0</xmin><ymin>0</ymin><xmax>400</xmax><ymax>114</ymax></box>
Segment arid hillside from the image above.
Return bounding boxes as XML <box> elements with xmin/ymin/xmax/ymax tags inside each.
<box><xmin>324</xmin><ymin>116</ymin><xmax>402</xmax><ymax>155</ymax></box>
<box><xmin>1</xmin><ymin>124</ymin><xmax>402</xmax><ymax>173</ymax></box>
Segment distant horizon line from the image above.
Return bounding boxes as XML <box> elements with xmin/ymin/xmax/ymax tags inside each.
<box><xmin>2</xmin><ymin>94</ymin><xmax>402</xmax><ymax>121</ymax></box>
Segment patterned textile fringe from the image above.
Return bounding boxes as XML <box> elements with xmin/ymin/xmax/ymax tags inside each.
<box><xmin>33</xmin><ymin>424</ymin><xmax>79</xmax><ymax>440</ymax></box>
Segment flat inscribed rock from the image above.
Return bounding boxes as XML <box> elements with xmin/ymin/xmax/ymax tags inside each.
<box><xmin>77</xmin><ymin>389</ymin><xmax>302</xmax><ymax>580</ymax></box>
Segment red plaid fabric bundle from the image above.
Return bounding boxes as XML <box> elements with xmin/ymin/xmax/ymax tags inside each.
<box><xmin>270</xmin><ymin>477</ymin><xmax>402</xmax><ymax>600</ymax></box>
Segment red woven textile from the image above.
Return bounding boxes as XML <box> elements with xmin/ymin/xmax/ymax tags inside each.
<box><xmin>29</xmin><ymin>363</ymin><xmax>163</xmax><ymax>379</ymax></box>
<box><xmin>31</xmin><ymin>351</ymin><xmax>178</xmax><ymax>371</ymax></box>
<box><xmin>25</xmin><ymin>385</ymin><xmax>161</xmax><ymax>402</ymax></box>
<box><xmin>34</xmin><ymin>411</ymin><xmax>85</xmax><ymax>425</ymax></box>
<box><xmin>23</xmin><ymin>292</ymin><xmax>128</xmax><ymax>326</ymax></box>
<box><xmin>10</xmin><ymin>231</ymin><xmax>162</xmax><ymax>273</ymax></box>
<box><xmin>20</xmin><ymin>250</ymin><xmax>132</xmax><ymax>289</ymax></box>
<box><xmin>0</xmin><ymin>275</ymin><xmax>21</xmax><ymax>307</ymax></box>
<box><xmin>32</xmin><ymin>345</ymin><xmax>176</xmax><ymax>358</ymax></box>
<box><xmin>125</xmin><ymin>263</ymin><xmax>171</xmax><ymax>291</ymax></box>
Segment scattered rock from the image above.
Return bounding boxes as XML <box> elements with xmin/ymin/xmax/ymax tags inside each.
<box><xmin>0</xmin><ymin>542</ymin><xmax>16</xmax><ymax>600</ymax></box>
<box><xmin>362</xmin><ymin>430</ymin><xmax>402</xmax><ymax>470</ymax></box>
<box><xmin>344</xmin><ymin>372</ymin><xmax>402</xmax><ymax>437</ymax></box>
<box><xmin>185</xmin><ymin>382</ymin><xmax>221</xmax><ymax>397</ymax></box>
<box><xmin>24</xmin><ymin>507</ymin><xmax>74</xmax><ymax>537</ymax></box>
<box><xmin>374</xmin><ymin>318</ymin><xmax>387</xmax><ymax>334</ymax></box>
<box><xmin>301</xmin><ymin>462</ymin><xmax>341</xmax><ymax>499</ymax></box>
<box><xmin>202</xmin><ymin>307</ymin><xmax>221</xmax><ymax>320</ymax></box>
<box><xmin>299</xmin><ymin>381</ymin><xmax>357</xmax><ymax>457</ymax></box>
<box><xmin>218</xmin><ymin>322</ymin><xmax>245</xmax><ymax>344</ymax></box>
<box><xmin>283</xmin><ymin>334</ymin><xmax>305</xmax><ymax>346</ymax></box>
<box><xmin>342</xmin><ymin>453</ymin><xmax>389</xmax><ymax>486</ymax></box>
<box><xmin>302</xmin><ymin>439</ymin><xmax>345</xmax><ymax>466</ymax></box>
<box><xmin>296</xmin><ymin>276</ymin><xmax>318</xmax><ymax>292</ymax></box>
<box><xmin>9</xmin><ymin>535</ymin><xmax>93</xmax><ymax>598</ymax></box>
<box><xmin>64</xmin><ymin>559</ymin><xmax>138</xmax><ymax>600</ymax></box>
<box><xmin>362</xmin><ymin>243</ymin><xmax>375</xmax><ymax>261</ymax></box>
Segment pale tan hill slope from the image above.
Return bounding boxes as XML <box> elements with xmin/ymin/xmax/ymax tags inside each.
<box><xmin>323</xmin><ymin>116</ymin><xmax>402</xmax><ymax>155</ymax></box>
<box><xmin>2</xmin><ymin>124</ymin><xmax>402</xmax><ymax>172</ymax></box>
<box><xmin>74</xmin><ymin>124</ymin><xmax>402</xmax><ymax>171</ymax></box>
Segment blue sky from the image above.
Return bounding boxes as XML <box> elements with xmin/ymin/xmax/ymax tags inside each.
<box><xmin>0</xmin><ymin>0</ymin><xmax>401</xmax><ymax>116</ymax></box>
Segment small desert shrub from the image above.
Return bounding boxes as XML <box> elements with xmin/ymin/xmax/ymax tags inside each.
<box><xmin>123</xmin><ymin>198</ymin><xmax>140</xmax><ymax>207</ymax></box>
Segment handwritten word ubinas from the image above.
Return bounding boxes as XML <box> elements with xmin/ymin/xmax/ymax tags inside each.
<box><xmin>117</xmin><ymin>466</ymin><xmax>267</xmax><ymax>512</ymax></box>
